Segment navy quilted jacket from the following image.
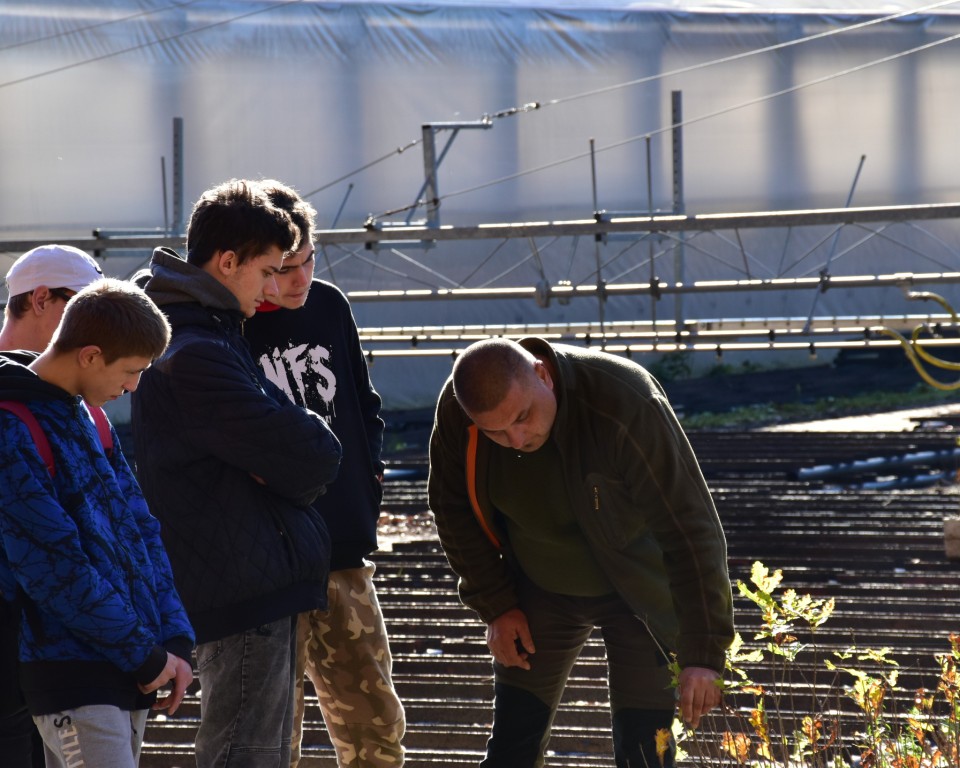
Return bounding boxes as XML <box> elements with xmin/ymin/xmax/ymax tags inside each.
<box><xmin>0</xmin><ymin>357</ymin><xmax>194</xmax><ymax>715</ymax></box>
<box><xmin>131</xmin><ymin>249</ymin><xmax>342</xmax><ymax>644</ymax></box>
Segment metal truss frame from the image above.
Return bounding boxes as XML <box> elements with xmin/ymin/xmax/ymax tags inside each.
<box><xmin>3</xmin><ymin>201</ymin><xmax>960</xmax><ymax>359</ymax></box>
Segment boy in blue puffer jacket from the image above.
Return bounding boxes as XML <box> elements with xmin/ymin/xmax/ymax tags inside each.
<box><xmin>0</xmin><ymin>278</ymin><xmax>194</xmax><ymax>768</ymax></box>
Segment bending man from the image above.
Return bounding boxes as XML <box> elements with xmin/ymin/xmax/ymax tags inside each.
<box><xmin>428</xmin><ymin>337</ymin><xmax>734</xmax><ymax>767</ymax></box>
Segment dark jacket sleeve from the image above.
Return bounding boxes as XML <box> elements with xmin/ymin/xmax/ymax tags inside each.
<box><xmin>165</xmin><ymin>337</ymin><xmax>342</xmax><ymax>506</ymax></box>
<box><xmin>427</xmin><ymin>381</ymin><xmax>519</xmax><ymax>623</ymax></box>
<box><xmin>611</xmin><ymin>388</ymin><xmax>734</xmax><ymax>672</ymax></box>
<box><xmin>339</xmin><ymin>289</ymin><xmax>385</xmax><ymax>476</ymax></box>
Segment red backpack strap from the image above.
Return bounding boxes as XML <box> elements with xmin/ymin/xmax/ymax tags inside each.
<box><xmin>0</xmin><ymin>401</ymin><xmax>55</xmax><ymax>476</ymax></box>
<box><xmin>84</xmin><ymin>402</ymin><xmax>114</xmax><ymax>458</ymax></box>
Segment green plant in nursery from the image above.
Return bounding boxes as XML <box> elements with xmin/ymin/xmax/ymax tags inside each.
<box><xmin>670</xmin><ymin>562</ymin><xmax>960</xmax><ymax>767</ymax></box>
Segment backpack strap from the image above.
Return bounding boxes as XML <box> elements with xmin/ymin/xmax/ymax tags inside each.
<box><xmin>84</xmin><ymin>402</ymin><xmax>114</xmax><ymax>458</ymax></box>
<box><xmin>0</xmin><ymin>401</ymin><xmax>113</xmax><ymax>477</ymax></box>
<box><xmin>466</xmin><ymin>424</ymin><xmax>501</xmax><ymax>548</ymax></box>
<box><xmin>0</xmin><ymin>400</ymin><xmax>55</xmax><ymax>476</ymax></box>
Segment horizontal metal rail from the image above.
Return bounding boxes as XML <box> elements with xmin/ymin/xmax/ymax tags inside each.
<box><xmin>328</xmin><ymin>201</ymin><xmax>960</xmax><ymax>245</ymax></box>
<box><xmin>2</xmin><ymin>201</ymin><xmax>958</xmax><ymax>253</ymax></box>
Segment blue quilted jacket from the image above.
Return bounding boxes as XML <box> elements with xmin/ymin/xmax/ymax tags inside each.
<box><xmin>0</xmin><ymin>357</ymin><xmax>194</xmax><ymax>715</ymax></box>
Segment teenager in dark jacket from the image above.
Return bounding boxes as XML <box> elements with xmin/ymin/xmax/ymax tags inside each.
<box><xmin>0</xmin><ymin>278</ymin><xmax>194</xmax><ymax>768</ymax></box>
<box><xmin>131</xmin><ymin>180</ymin><xmax>342</xmax><ymax>768</ymax></box>
<box><xmin>244</xmin><ymin>181</ymin><xmax>405</xmax><ymax>768</ymax></box>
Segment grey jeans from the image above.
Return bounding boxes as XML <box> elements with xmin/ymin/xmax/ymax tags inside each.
<box><xmin>195</xmin><ymin>615</ymin><xmax>298</xmax><ymax>768</ymax></box>
<box><xmin>33</xmin><ymin>705</ymin><xmax>148</xmax><ymax>768</ymax></box>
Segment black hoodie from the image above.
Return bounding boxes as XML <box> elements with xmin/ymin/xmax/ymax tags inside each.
<box><xmin>244</xmin><ymin>281</ymin><xmax>385</xmax><ymax>571</ymax></box>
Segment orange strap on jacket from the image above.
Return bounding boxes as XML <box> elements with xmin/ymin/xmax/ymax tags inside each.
<box><xmin>466</xmin><ymin>424</ymin><xmax>501</xmax><ymax>548</ymax></box>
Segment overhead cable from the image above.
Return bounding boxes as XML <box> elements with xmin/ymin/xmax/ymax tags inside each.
<box><xmin>545</xmin><ymin>0</ymin><xmax>960</xmax><ymax>109</ymax></box>
<box><xmin>0</xmin><ymin>0</ymin><xmax>209</xmax><ymax>54</ymax></box>
<box><xmin>434</xmin><ymin>29</ymin><xmax>960</xmax><ymax>209</ymax></box>
<box><xmin>0</xmin><ymin>0</ymin><xmax>306</xmax><ymax>91</ymax></box>
<box><xmin>336</xmin><ymin>0</ymin><xmax>960</xmax><ymax>213</ymax></box>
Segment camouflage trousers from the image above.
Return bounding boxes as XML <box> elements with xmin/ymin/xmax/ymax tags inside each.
<box><xmin>291</xmin><ymin>562</ymin><xmax>406</xmax><ymax>768</ymax></box>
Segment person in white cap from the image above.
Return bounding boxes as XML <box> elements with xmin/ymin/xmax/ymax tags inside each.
<box><xmin>0</xmin><ymin>243</ymin><xmax>103</xmax><ymax>768</ymax></box>
<box><xmin>0</xmin><ymin>244</ymin><xmax>103</xmax><ymax>353</ymax></box>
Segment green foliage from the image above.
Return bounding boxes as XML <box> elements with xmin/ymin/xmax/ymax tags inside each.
<box><xmin>649</xmin><ymin>351</ymin><xmax>695</xmax><ymax>382</ymax></box>
<box><xmin>707</xmin><ymin>360</ymin><xmax>766</xmax><ymax>378</ymax></box>
<box><xmin>669</xmin><ymin>562</ymin><xmax>960</xmax><ymax>767</ymax></box>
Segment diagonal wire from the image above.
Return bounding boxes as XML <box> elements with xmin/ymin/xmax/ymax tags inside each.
<box><xmin>301</xmin><ymin>139</ymin><xmax>422</xmax><ymax>198</ymax></box>
<box><xmin>849</xmin><ymin>222</ymin><xmax>957</xmax><ymax>272</ymax></box>
<box><xmin>795</xmin><ymin>228</ymin><xmax>882</xmax><ymax>278</ymax></box>
<box><xmin>337</xmin><ymin>249</ymin><xmax>444</xmax><ymax>290</ymax></box>
<box><xmin>431</xmin><ymin>30</ymin><xmax>960</xmax><ymax>211</ymax></box>
<box><xmin>0</xmin><ymin>0</ymin><xmax>209</xmax><ymax>53</ymax></box>
<box><xmin>779</xmin><ymin>226</ymin><xmax>846</xmax><ymax>276</ymax></box>
<box><xmin>386</xmin><ymin>247</ymin><xmax>461</xmax><ymax>288</ymax></box>
<box><xmin>477</xmin><ymin>250</ymin><xmax>539</xmax><ymax>288</ymax></box>
<box><xmin>0</xmin><ymin>0</ymin><xmax>307</xmax><ymax>91</ymax></box>
<box><xmin>460</xmin><ymin>239</ymin><xmax>510</xmax><ymax>285</ymax></box>
<box><xmin>901</xmin><ymin>220</ymin><xmax>960</xmax><ymax>262</ymax></box>
<box><xmin>344</xmin><ymin>0</ymin><xmax>960</xmax><ymax>216</ymax></box>
<box><xmin>314</xmin><ymin>244</ymin><xmax>363</xmax><ymax>279</ymax></box>
<box><xmin>575</xmin><ymin>235</ymin><xmax>658</xmax><ymax>288</ymax></box>
<box><xmin>544</xmin><ymin>0</ymin><xmax>960</xmax><ymax>109</ymax></box>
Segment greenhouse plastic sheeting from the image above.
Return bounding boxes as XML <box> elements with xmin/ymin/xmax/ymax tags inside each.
<box><xmin>2</xmin><ymin>0</ymin><xmax>959</xmax><ymax>407</ymax></box>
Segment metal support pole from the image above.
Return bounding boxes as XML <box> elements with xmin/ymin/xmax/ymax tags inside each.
<box><xmin>646</xmin><ymin>135</ymin><xmax>657</xmax><ymax>343</ymax></box>
<box><xmin>590</xmin><ymin>137</ymin><xmax>606</xmax><ymax>344</ymax></box>
<box><xmin>590</xmin><ymin>137</ymin><xmax>599</xmax><ymax>216</ymax></box>
<box><xmin>420</xmin><ymin>124</ymin><xmax>440</xmax><ymax>228</ymax></box>
<box><xmin>414</xmin><ymin>119</ymin><xmax>493</xmax><ymax>230</ymax></box>
<box><xmin>672</xmin><ymin>91</ymin><xmax>685</xmax><ymax>328</ymax></box>
<box><xmin>172</xmin><ymin>117</ymin><xmax>184</xmax><ymax>235</ymax></box>
<box><xmin>161</xmin><ymin>156</ymin><xmax>169</xmax><ymax>234</ymax></box>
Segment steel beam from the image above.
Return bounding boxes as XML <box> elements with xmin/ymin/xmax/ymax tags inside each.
<box><xmin>320</xmin><ymin>202</ymin><xmax>960</xmax><ymax>246</ymax></box>
<box><xmin>2</xmin><ymin>202</ymin><xmax>958</xmax><ymax>255</ymax></box>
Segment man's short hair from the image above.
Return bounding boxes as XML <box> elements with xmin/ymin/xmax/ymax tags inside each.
<box><xmin>452</xmin><ymin>338</ymin><xmax>536</xmax><ymax>414</ymax></box>
<box><xmin>4</xmin><ymin>244</ymin><xmax>103</xmax><ymax>320</ymax></box>
<box><xmin>52</xmin><ymin>278</ymin><xmax>170</xmax><ymax>364</ymax></box>
<box><xmin>185</xmin><ymin>179</ymin><xmax>298</xmax><ymax>267</ymax></box>
<box><xmin>5</xmin><ymin>293</ymin><xmax>35</xmax><ymax>321</ymax></box>
<box><xmin>258</xmin><ymin>179</ymin><xmax>317</xmax><ymax>253</ymax></box>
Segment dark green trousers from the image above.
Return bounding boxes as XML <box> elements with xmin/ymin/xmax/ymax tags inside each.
<box><xmin>480</xmin><ymin>579</ymin><xmax>676</xmax><ymax>767</ymax></box>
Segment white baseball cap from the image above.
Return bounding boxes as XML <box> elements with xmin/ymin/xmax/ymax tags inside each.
<box><xmin>5</xmin><ymin>244</ymin><xmax>104</xmax><ymax>297</ymax></box>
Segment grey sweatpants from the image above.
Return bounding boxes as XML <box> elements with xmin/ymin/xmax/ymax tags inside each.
<box><xmin>33</xmin><ymin>705</ymin><xmax>149</xmax><ymax>768</ymax></box>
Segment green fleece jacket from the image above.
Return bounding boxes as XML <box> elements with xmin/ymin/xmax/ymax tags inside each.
<box><xmin>427</xmin><ymin>338</ymin><xmax>734</xmax><ymax>673</ymax></box>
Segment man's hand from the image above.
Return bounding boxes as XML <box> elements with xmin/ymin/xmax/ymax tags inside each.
<box><xmin>139</xmin><ymin>652</ymin><xmax>194</xmax><ymax>716</ymax></box>
<box><xmin>678</xmin><ymin>666</ymin><xmax>722</xmax><ymax>728</ymax></box>
<box><xmin>486</xmin><ymin>608</ymin><xmax>536</xmax><ymax>670</ymax></box>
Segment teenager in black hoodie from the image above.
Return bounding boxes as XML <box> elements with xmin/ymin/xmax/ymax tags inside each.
<box><xmin>244</xmin><ymin>181</ymin><xmax>405</xmax><ymax>768</ymax></box>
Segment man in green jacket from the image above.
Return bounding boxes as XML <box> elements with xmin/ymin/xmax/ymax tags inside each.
<box><xmin>428</xmin><ymin>337</ymin><xmax>734</xmax><ymax>767</ymax></box>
